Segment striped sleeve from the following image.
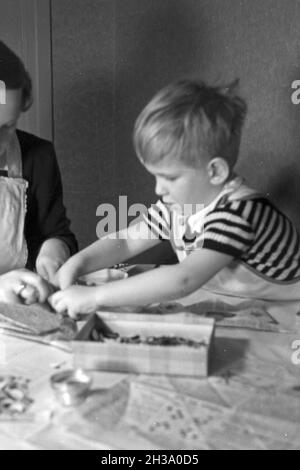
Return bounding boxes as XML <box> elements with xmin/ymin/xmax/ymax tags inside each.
<box><xmin>199</xmin><ymin>207</ymin><xmax>255</xmax><ymax>257</ymax></box>
<box><xmin>142</xmin><ymin>199</ymin><xmax>171</xmax><ymax>240</ymax></box>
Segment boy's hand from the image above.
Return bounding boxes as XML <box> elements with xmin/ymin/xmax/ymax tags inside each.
<box><xmin>54</xmin><ymin>259</ymin><xmax>82</xmax><ymax>290</ymax></box>
<box><xmin>48</xmin><ymin>286</ymin><xmax>100</xmax><ymax>319</ymax></box>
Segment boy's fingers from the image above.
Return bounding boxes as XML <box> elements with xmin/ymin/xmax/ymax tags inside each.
<box><xmin>53</xmin><ymin>300</ymin><xmax>67</xmax><ymax>315</ymax></box>
<box><xmin>57</xmin><ymin>264</ymin><xmax>80</xmax><ymax>290</ymax></box>
<box><xmin>68</xmin><ymin>309</ymin><xmax>80</xmax><ymax>320</ymax></box>
<box><xmin>58</xmin><ymin>273</ymin><xmax>74</xmax><ymax>290</ymax></box>
<box><xmin>48</xmin><ymin>292</ymin><xmax>62</xmax><ymax>310</ymax></box>
<box><xmin>49</xmin><ymin>294</ymin><xmax>78</xmax><ymax>319</ymax></box>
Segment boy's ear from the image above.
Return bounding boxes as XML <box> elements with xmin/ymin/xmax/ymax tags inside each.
<box><xmin>207</xmin><ymin>157</ymin><xmax>230</xmax><ymax>185</ymax></box>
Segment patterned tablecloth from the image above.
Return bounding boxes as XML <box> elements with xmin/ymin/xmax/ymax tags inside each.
<box><xmin>0</xmin><ymin>274</ymin><xmax>300</xmax><ymax>450</ymax></box>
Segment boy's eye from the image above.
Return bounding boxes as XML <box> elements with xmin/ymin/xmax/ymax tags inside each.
<box><xmin>165</xmin><ymin>176</ymin><xmax>178</xmax><ymax>182</ymax></box>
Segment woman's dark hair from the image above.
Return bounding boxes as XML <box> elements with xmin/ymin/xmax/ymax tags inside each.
<box><xmin>0</xmin><ymin>40</ymin><xmax>33</xmax><ymax>111</ymax></box>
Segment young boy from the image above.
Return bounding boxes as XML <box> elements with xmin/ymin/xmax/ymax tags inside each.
<box><xmin>50</xmin><ymin>79</ymin><xmax>300</xmax><ymax>318</ymax></box>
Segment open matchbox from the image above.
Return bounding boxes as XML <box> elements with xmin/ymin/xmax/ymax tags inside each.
<box><xmin>73</xmin><ymin>312</ymin><xmax>215</xmax><ymax>377</ymax></box>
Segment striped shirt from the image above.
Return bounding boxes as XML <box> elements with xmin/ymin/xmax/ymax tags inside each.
<box><xmin>143</xmin><ymin>196</ymin><xmax>300</xmax><ymax>283</ymax></box>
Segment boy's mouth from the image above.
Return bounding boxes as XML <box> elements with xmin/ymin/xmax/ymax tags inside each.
<box><xmin>162</xmin><ymin>199</ymin><xmax>174</xmax><ymax>205</ymax></box>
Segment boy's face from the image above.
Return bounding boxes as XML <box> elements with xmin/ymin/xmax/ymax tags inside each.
<box><xmin>0</xmin><ymin>89</ymin><xmax>22</xmax><ymax>159</ymax></box>
<box><xmin>144</xmin><ymin>159</ymin><xmax>213</xmax><ymax>212</ymax></box>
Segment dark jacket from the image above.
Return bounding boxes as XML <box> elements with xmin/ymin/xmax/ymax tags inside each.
<box><xmin>17</xmin><ymin>130</ymin><xmax>78</xmax><ymax>269</ymax></box>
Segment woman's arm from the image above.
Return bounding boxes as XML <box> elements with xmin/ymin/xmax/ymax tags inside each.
<box><xmin>56</xmin><ymin>220</ymin><xmax>162</xmax><ymax>289</ymax></box>
<box><xmin>36</xmin><ymin>238</ymin><xmax>71</xmax><ymax>282</ymax></box>
<box><xmin>20</xmin><ymin>131</ymin><xmax>78</xmax><ymax>277</ymax></box>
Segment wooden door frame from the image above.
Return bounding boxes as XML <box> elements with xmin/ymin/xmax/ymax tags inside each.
<box><xmin>18</xmin><ymin>0</ymin><xmax>52</xmax><ymax>141</ymax></box>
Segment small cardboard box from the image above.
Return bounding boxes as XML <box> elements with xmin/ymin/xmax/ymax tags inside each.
<box><xmin>73</xmin><ymin>312</ymin><xmax>215</xmax><ymax>377</ymax></box>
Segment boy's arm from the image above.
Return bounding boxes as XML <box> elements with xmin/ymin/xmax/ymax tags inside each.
<box><xmin>56</xmin><ymin>220</ymin><xmax>162</xmax><ymax>289</ymax></box>
<box><xmin>50</xmin><ymin>249</ymin><xmax>234</xmax><ymax>317</ymax></box>
<box><xmin>94</xmin><ymin>248</ymin><xmax>233</xmax><ymax>306</ymax></box>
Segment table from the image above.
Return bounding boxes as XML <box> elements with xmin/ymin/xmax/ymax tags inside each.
<box><xmin>1</xmin><ymin>279</ymin><xmax>300</xmax><ymax>450</ymax></box>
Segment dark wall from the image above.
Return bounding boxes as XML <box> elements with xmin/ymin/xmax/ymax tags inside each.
<box><xmin>52</xmin><ymin>0</ymin><xmax>300</xmax><ymax>257</ymax></box>
<box><xmin>0</xmin><ymin>0</ymin><xmax>52</xmax><ymax>139</ymax></box>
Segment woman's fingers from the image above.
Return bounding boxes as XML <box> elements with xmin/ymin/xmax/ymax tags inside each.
<box><xmin>0</xmin><ymin>269</ymin><xmax>55</xmax><ymax>305</ymax></box>
<box><xmin>19</xmin><ymin>285</ymin><xmax>39</xmax><ymax>305</ymax></box>
<box><xmin>35</xmin><ymin>262</ymin><xmax>49</xmax><ymax>281</ymax></box>
<box><xmin>2</xmin><ymin>291</ymin><xmax>24</xmax><ymax>305</ymax></box>
<box><xmin>14</xmin><ymin>270</ymin><xmax>54</xmax><ymax>304</ymax></box>
<box><xmin>36</xmin><ymin>258</ymin><xmax>62</xmax><ymax>284</ymax></box>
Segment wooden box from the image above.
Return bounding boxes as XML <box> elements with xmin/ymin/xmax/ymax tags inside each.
<box><xmin>73</xmin><ymin>312</ymin><xmax>215</xmax><ymax>377</ymax></box>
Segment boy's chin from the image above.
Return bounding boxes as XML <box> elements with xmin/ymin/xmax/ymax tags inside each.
<box><xmin>163</xmin><ymin>200</ymin><xmax>188</xmax><ymax>213</ymax></box>
<box><xmin>168</xmin><ymin>203</ymin><xmax>184</xmax><ymax>213</ymax></box>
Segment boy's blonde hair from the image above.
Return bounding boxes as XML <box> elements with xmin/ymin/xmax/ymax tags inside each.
<box><xmin>133</xmin><ymin>78</ymin><xmax>247</xmax><ymax>169</ymax></box>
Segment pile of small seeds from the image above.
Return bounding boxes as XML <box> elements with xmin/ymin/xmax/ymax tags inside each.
<box><xmin>90</xmin><ymin>329</ymin><xmax>206</xmax><ymax>348</ymax></box>
<box><xmin>0</xmin><ymin>376</ymin><xmax>33</xmax><ymax>417</ymax></box>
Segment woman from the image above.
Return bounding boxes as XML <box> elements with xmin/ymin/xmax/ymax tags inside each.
<box><xmin>0</xmin><ymin>40</ymin><xmax>77</xmax><ymax>288</ymax></box>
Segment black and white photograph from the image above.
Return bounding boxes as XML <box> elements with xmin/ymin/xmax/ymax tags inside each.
<box><xmin>0</xmin><ymin>0</ymin><xmax>300</xmax><ymax>451</ymax></box>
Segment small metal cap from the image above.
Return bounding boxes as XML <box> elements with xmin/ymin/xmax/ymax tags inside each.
<box><xmin>50</xmin><ymin>369</ymin><xmax>92</xmax><ymax>407</ymax></box>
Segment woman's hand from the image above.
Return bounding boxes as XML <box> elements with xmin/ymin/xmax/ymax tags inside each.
<box><xmin>0</xmin><ymin>269</ymin><xmax>53</xmax><ymax>305</ymax></box>
<box><xmin>36</xmin><ymin>238</ymin><xmax>70</xmax><ymax>284</ymax></box>
<box><xmin>49</xmin><ymin>286</ymin><xmax>100</xmax><ymax>319</ymax></box>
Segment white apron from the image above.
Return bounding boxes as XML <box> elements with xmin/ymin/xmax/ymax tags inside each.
<box><xmin>171</xmin><ymin>178</ymin><xmax>300</xmax><ymax>302</ymax></box>
<box><xmin>0</xmin><ymin>133</ymin><xmax>28</xmax><ymax>274</ymax></box>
